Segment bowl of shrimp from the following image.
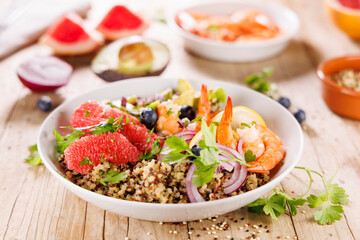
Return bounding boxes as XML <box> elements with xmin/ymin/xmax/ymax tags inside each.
<box><xmin>168</xmin><ymin>1</ymin><xmax>300</xmax><ymax>62</ymax></box>
<box><xmin>38</xmin><ymin>77</ymin><xmax>303</xmax><ymax>222</ymax></box>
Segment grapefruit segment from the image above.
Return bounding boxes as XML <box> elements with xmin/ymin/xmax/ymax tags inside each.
<box><xmin>64</xmin><ymin>132</ymin><xmax>141</xmax><ymax>174</ymax></box>
<box><xmin>71</xmin><ymin>101</ymin><xmax>105</xmax><ymax>129</ymax></box>
<box><xmin>40</xmin><ymin>12</ymin><xmax>103</xmax><ymax>55</ymax></box>
<box><xmin>96</xmin><ymin>5</ymin><xmax>149</xmax><ymax>41</ymax></box>
<box><xmin>102</xmin><ymin>108</ymin><xmax>142</xmax><ymax>126</ymax></box>
<box><xmin>120</xmin><ymin>123</ymin><xmax>160</xmax><ymax>153</ymax></box>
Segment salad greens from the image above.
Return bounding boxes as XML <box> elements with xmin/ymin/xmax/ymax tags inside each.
<box><xmin>98</xmin><ymin>170</ymin><xmax>127</xmax><ymax>186</ymax></box>
<box><xmin>247</xmin><ymin>166</ymin><xmax>349</xmax><ymax>225</ymax></box>
<box><xmin>162</xmin><ymin>120</ymin><xmax>249</xmax><ymax>187</ymax></box>
<box><xmin>244</xmin><ymin>66</ymin><xmax>278</xmax><ymax>97</ymax></box>
<box><xmin>25</xmin><ymin>144</ymin><xmax>42</xmax><ymax>166</ymax></box>
<box><xmin>53</xmin><ymin>117</ymin><xmax>124</xmax><ymax>154</ymax></box>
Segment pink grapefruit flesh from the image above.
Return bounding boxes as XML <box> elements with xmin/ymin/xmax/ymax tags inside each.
<box><xmin>337</xmin><ymin>0</ymin><xmax>360</xmax><ymax>8</ymax></box>
<box><xmin>40</xmin><ymin>12</ymin><xmax>103</xmax><ymax>55</ymax></box>
<box><xmin>71</xmin><ymin>101</ymin><xmax>105</xmax><ymax>129</ymax></box>
<box><xmin>64</xmin><ymin>132</ymin><xmax>141</xmax><ymax>174</ymax></box>
<box><xmin>96</xmin><ymin>5</ymin><xmax>148</xmax><ymax>41</ymax></box>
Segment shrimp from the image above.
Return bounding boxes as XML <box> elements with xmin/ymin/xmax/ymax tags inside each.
<box><xmin>216</xmin><ymin>97</ymin><xmax>237</xmax><ymax>149</ymax></box>
<box><xmin>157</xmin><ymin>102</ymin><xmax>182</xmax><ymax>135</ymax></box>
<box><xmin>239</xmin><ymin>124</ymin><xmax>285</xmax><ymax>173</ymax></box>
<box><xmin>195</xmin><ymin>84</ymin><xmax>211</xmax><ymax>131</ymax></box>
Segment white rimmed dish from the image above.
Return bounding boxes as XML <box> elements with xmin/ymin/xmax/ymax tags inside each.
<box><xmin>37</xmin><ymin>77</ymin><xmax>303</xmax><ymax>222</ymax></box>
<box><xmin>168</xmin><ymin>1</ymin><xmax>300</xmax><ymax>62</ymax></box>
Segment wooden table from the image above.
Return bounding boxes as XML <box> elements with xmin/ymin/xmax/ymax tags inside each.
<box><xmin>1</xmin><ymin>0</ymin><xmax>360</xmax><ymax>239</ymax></box>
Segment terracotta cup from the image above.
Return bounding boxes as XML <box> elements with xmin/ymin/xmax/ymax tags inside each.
<box><xmin>317</xmin><ymin>55</ymin><xmax>360</xmax><ymax>120</ymax></box>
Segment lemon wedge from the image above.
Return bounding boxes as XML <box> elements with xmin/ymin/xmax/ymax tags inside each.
<box><xmin>212</xmin><ymin>106</ymin><xmax>266</xmax><ymax>130</ymax></box>
<box><xmin>189</xmin><ymin>132</ymin><xmax>203</xmax><ymax>148</ymax></box>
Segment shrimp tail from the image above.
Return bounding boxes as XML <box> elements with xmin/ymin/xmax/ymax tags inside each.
<box><xmin>216</xmin><ymin>97</ymin><xmax>237</xmax><ymax>149</ymax></box>
<box><xmin>195</xmin><ymin>84</ymin><xmax>211</xmax><ymax>131</ymax></box>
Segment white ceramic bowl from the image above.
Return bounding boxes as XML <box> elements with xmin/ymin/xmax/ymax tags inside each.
<box><xmin>168</xmin><ymin>1</ymin><xmax>300</xmax><ymax>62</ymax></box>
<box><xmin>38</xmin><ymin>77</ymin><xmax>303</xmax><ymax>222</ymax></box>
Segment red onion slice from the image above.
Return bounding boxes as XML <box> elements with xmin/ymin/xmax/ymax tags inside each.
<box><xmin>215</xmin><ymin>162</ymin><xmax>234</xmax><ymax>173</ymax></box>
<box><xmin>186</xmin><ymin>164</ymin><xmax>205</xmax><ymax>203</ymax></box>
<box><xmin>237</xmin><ymin>139</ymin><xmax>244</xmax><ymax>157</ymax></box>
<box><xmin>223</xmin><ymin>162</ymin><xmax>248</xmax><ymax>194</ymax></box>
<box><xmin>217</xmin><ymin>143</ymin><xmax>244</xmax><ymax>160</ymax></box>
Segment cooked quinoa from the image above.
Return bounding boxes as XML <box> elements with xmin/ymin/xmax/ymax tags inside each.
<box><xmin>59</xmin><ymin>155</ymin><xmax>270</xmax><ymax>203</ymax></box>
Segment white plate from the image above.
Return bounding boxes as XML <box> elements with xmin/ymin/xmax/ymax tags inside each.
<box><xmin>168</xmin><ymin>1</ymin><xmax>300</xmax><ymax>62</ymax></box>
<box><xmin>37</xmin><ymin>77</ymin><xmax>303</xmax><ymax>222</ymax></box>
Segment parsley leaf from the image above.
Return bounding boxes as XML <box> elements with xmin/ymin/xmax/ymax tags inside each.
<box><xmin>84</xmin><ymin>109</ymin><xmax>91</xmax><ymax>117</ymax></box>
<box><xmin>98</xmin><ymin>170</ymin><xmax>127</xmax><ymax>186</ymax></box>
<box><xmin>79</xmin><ymin>156</ymin><xmax>94</xmax><ymax>166</ymax></box>
<box><xmin>139</xmin><ymin>139</ymin><xmax>162</xmax><ymax>160</ymax></box>
<box><xmin>244</xmin><ymin>67</ymin><xmax>277</xmax><ymax>96</ymax></box>
<box><xmin>165</xmin><ymin>135</ymin><xmax>190</xmax><ymax>152</ymax></box>
<box><xmin>244</xmin><ymin>150</ymin><xmax>256</xmax><ymax>162</ymax></box>
<box><xmin>241</xmin><ymin>123</ymin><xmax>251</xmax><ymax>128</ymax></box>
<box><xmin>53</xmin><ymin>129</ymin><xmax>85</xmax><ymax>153</ymax></box>
<box><xmin>166</xmin><ymin>108</ymin><xmax>174</xmax><ymax>116</ymax></box>
<box><xmin>247</xmin><ymin>166</ymin><xmax>349</xmax><ymax>225</ymax></box>
<box><xmin>25</xmin><ymin>144</ymin><xmax>42</xmax><ymax>166</ymax></box>
<box><xmin>162</xmin><ymin>152</ymin><xmax>188</xmax><ymax>163</ymax></box>
<box><xmin>193</xmin><ymin>165</ymin><xmax>218</xmax><ymax>187</ymax></box>
<box><xmin>313</xmin><ymin>203</ymin><xmax>343</xmax><ymax>225</ymax></box>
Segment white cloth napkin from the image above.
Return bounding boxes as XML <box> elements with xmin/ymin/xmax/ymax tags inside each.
<box><xmin>0</xmin><ymin>0</ymin><xmax>90</xmax><ymax>59</ymax></box>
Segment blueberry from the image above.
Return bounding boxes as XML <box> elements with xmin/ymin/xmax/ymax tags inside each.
<box><xmin>278</xmin><ymin>97</ymin><xmax>291</xmax><ymax>109</ymax></box>
<box><xmin>191</xmin><ymin>145</ymin><xmax>202</xmax><ymax>156</ymax></box>
<box><xmin>293</xmin><ymin>109</ymin><xmax>306</xmax><ymax>124</ymax></box>
<box><xmin>179</xmin><ymin>105</ymin><xmax>196</xmax><ymax>121</ymax></box>
<box><xmin>37</xmin><ymin>96</ymin><xmax>52</xmax><ymax>112</ymax></box>
<box><xmin>140</xmin><ymin>108</ymin><xmax>158</xmax><ymax>129</ymax></box>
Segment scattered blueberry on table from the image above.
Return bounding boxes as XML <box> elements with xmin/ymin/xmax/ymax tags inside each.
<box><xmin>37</xmin><ymin>96</ymin><xmax>52</xmax><ymax>112</ymax></box>
<box><xmin>293</xmin><ymin>109</ymin><xmax>306</xmax><ymax>124</ymax></box>
<box><xmin>278</xmin><ymin>97</ymin><xmax>291</xmax><ymax>109</ymax></box>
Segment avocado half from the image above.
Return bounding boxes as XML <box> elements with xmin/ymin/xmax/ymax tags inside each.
<box><xmin>91</xmin><ymin>36</ymin><xmax>170</xmax><ymax>82</ymax></box>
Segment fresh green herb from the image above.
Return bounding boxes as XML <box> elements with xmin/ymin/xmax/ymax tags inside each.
<box><xmin>99</xmin><ymin>170</ymin><xmax>104</xmax><ymax>175</ymax></box>
<box><xmin>79</xmin><ymin>156</ymin><xmax>94</xmax><ymax>166</ymax></box>
<box><xmin>244</xmin><ymin>67</ymin><xmax>277</xmax><ymax>96</ymax></box>
<box><xmin>241</xmin><ymin>123</ymin><xmax>251</xmax><ymax>128</ymax></box>
<box><xmin>100</xmin><ymin>152</ymin><xmax>105</xmax><ymax>163</ymax></box>
<box><xmin>25</xmin><ymin>144</ymin><xmax>42</xmax><ymax>166</ymax></box>
<box><xmin>84</xmin><ymin>109</ymin><xmax>91</xmax><ymax>117</ymax></box>
<box><xmin>184</xmin><ymin>119</ymin><xmax>190</xmax><ymax>128</ymax></box>
<box><xmin>166</xmin><ymin>108</ymin><xmax>174</xmax><ymax>116</ymax></box>
<box><xmin>247</xmin><ymin>166</ymin><xmax>349</xmax><ymax>225</ymax></box>
<box><xmin>207</xmin><ymin>25</ymin><xmax>219</xmax><ymax>33</ymax></box>
<box><xmin>98</xmin><ymin>170</ymin><xmax>127</xmax><ymax>186</ymax></box>
<box><xmin>139</xmin><ymin>139</ymin><xmax>162</xmax><ymax>160</ymax></box>
<box><xmin>110</xmin><ymin>139</ymin><xmax>116</xmax><ymax>143</ymax></box>
<box><xmin>209</xmin><ymin>88</ymin><xmax>227</xmax><ymax>103</ymax></box>
<box><xmin>146</xmin><ymin>128</ymin><xmax>154</xmax><ymax>143</ymax></box>
<box><xmin>161</xmin><ymin>120</ymin><xmax>249</xmax><ymax>187</ymax></box>
<box><xmin>244</xmin><ymin>150</ymin><xmax>256</xmax><ymax>163</ymax></box>
<box><xmin>53</xmin><ymin>117</ymin><xmax>125</xmax><ymax>154</ymax></box>
<box><xmin>191</xmin><ymin>117</ymin><xmax>202</xmax><ymax>122</ymax></box>
<box><xmin>53</xmin><ymin>129</ymin><xmax>86</xmax><ymax>154</ymax></box>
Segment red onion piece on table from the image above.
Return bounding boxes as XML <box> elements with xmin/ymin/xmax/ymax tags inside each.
<box><xmin>186</xmin><ymin>164</ymin><xmax>205</xmax><ymax>203</ymax></box>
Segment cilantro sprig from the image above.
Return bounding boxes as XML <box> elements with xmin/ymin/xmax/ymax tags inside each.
<box><xmin>161</xmin><ymin>120</ymin><xmax>249</xmax><ymax>187</ymax></box>
<box><xmin>53</xmin><ymin>117</ymin><xmax>126</xmax><ymax>154</ymax></box>
<box><xmin>247</xmin><ymin>166</ymin><xmax>349</xmax><ymax>225</ymax></box>
<box><xmin>25</xmin><ymin>144</ymin><xmax>42</xmax><ymax>166</ymax></box>
<box><xmin>244</xmin><ymin>67</ymin><xmax>278</xmax><ymax>97</ymax></box>
<box><xmin>98</xmin><ymin>170</ymin><xmax>127</xmax><ymax>186</ymax></box>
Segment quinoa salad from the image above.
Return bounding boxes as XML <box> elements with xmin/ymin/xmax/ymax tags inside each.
<box><xmin>54</xmin><ymin>79</ymin><xmax>285</xmax><ymax>203</ymax></box>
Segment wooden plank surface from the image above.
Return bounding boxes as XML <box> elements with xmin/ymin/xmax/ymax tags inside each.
<box><xmin>1</xmin><ymin>0</ymin><xmax>359</xmax><ymax>239</ymax></box>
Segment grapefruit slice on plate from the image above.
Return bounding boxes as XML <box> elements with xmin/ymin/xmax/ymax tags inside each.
<box><xmin>96</xmin><ymin>5</ymin><xmax>149</xmax><ymax>41</ymax></box>
<box><xmin>40</xmin><ymin>12</ymin><xmax>103</xmax><ymax>55</ymax></box>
